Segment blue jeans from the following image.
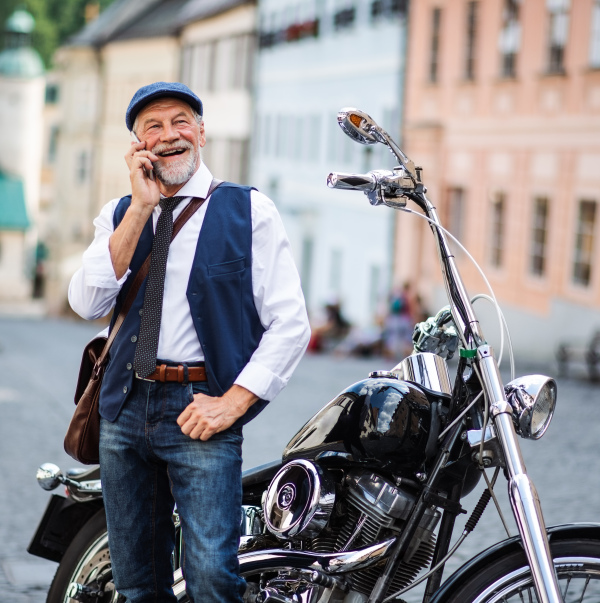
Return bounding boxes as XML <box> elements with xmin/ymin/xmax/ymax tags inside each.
<box><xmin>99</xmin><ymin>377</ymin><xmax>246</xmax><ymax>603</ymax></box>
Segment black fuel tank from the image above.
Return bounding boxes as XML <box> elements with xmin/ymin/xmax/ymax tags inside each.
<box><xmin>283</xmin><ymin>378</ymin><xmax>432</xmax><ymax>474</ymax></box>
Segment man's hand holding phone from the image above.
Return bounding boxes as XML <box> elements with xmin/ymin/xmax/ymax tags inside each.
<box><xmin>125</xmin><ymin>132</ymin><xmax>160</xmax><ymax>216</ymax></box>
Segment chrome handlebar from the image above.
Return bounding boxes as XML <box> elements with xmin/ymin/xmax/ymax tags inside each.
<box><xmin>327</xmin><ymin>168</ymin><xmax>414</xmax><ymax>208</ymax></box>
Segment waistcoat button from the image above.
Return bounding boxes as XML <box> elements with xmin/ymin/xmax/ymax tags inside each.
<box><xmin>123</xmin><ymin>386</ymin><xmax>128</xmax><ymax>393</ymax></box>
<box><xmin>131</xmin><ymin>335</ymin><xmax>137</xmax><ymax>342</ymax></box>
<box><xmin>126</xmin><ymin>363</ymin><xmax>132</xmax><ymax>370</ymax></box>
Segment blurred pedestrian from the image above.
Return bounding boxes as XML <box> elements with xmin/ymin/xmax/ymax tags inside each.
<box><xmin>383</xmin><ymin>282</ymin><xmax>414</xmax><ymax>360</ymax></box>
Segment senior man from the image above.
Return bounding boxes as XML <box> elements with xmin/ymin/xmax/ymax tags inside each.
<box><xmin>69</xmin><ymin>82</ymin><xmax>310</xmax><ymax>603</ymax></box>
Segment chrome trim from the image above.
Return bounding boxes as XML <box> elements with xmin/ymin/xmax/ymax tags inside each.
<box><xmin>171</xmin><ymin>539</ymin><xmax>397</xmax><ymax>598</ymax></box>
<box><xmin>392</xmin><ymin>352</ymin><xmax>452</xmax><ymax>396</ymax></box>
<box><xmin>368</xmin><ymin>370</ymin><xmax>398</xmax><ymax>379</ymax></box>
<box><xmin>263</xmin><ymin>460</ymin><xmax>335</xmax><ymax>539</ymax></box>
<box><xmin>239</xmin><ymin>538</ymin><xmax>397</xmax><ymax>576</ymax></box>
<box><xmin>504</xmin><ymin>375</ymin><xmax>557</xmax><ymax>440</ymax></box>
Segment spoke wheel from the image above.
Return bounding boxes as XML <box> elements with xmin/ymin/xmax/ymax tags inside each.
<box><xmin>46</xmin><ymin>509</ymin><xmax>120</xmax><ymax>603</ymax></box>
<box><xmin>443</xmin><ymin>539</ymin><xmax>600</xmax><ymax>603</ymax></box>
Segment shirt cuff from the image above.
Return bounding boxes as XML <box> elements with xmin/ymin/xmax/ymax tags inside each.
<box><xmin>83</xmin><ymin>250</ymin><xmax>130</xmax><ymax>288</ymax></box>
<box><xmin>234</xmin><ymin>361</ymin><xmax>286</xmax><ymax>402</ymax></box>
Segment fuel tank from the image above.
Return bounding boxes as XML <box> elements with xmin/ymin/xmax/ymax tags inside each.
<box><xmin>283</xmin><ymin>378</ymin><xmax>432</xmax><ymax>474</ymax></box>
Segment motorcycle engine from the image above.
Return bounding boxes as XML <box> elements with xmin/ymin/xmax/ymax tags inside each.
<box><xmin>263</xmin><ymin>463</ymin><xmax>440</xmax><ymax>598</ymax></box>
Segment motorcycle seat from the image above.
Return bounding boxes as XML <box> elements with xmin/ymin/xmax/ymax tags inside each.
<box><xmin>66</xmin><ymin>465</ymin><xmax>101</xmax><ymax>482</ymax></box>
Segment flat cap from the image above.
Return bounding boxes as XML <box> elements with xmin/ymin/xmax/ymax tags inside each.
<box><xmin>126</xmin><ymin>82</ymin><xmax>203</xmax><ymax>131</ymax></box>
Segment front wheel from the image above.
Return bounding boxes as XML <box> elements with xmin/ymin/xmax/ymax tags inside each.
<box><xmin>443</xmin><ymin>538</ymin><xmax>600</xmax><ymax>602</ymax></box>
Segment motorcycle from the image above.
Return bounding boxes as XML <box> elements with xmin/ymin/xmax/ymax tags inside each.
<box><xmin>29</xmin><ymin>108</ymin><xmax>600</xmax><ymax>603</ymax></box>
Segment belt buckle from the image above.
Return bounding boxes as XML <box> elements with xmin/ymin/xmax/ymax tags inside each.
<box><xmin>135</xmin><ymin>372</ymin><xmax>154</xmax><ymax>382</ymax></box>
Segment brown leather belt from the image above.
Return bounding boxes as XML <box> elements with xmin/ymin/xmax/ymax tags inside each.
<box><xmin>138</xmin><ymin>364</ymin><xmax>207</xmax><ymax>383</ymax></box>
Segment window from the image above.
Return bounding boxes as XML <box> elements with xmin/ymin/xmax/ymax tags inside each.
<box><xmin>45</xmin><ymin>83</ymin><xmax>59</xmax><ymax>104</ymax></box>
<box><xmin>369</xmin><ymin>264</ymin><xmax>381</xmax><ymax>316</ymax></box>
<box><xmin>228</xmin><ymin>139</ymin><xmax>249</xmax><ymax>183</ymax></box>
<box><xmin>371</xmin><ymin>0</ymin><xmax>407</xmax><ymax>20</ymax></box>
<box><xmin>465</xmin><ymin>1</ymin><xmax>479</xmax><ymax>80</ymax></box>
<box><xmin>590</xmin><ymin>0</ymin><xmax>600</xmax><ymax>68</ymax></box>
<box><xmin>333</xmin><ymin>1</ymin><xmax>356</xmax><ymax>30</ymax></box>
<box><xmin>490</xmin><ymin>193</ymin><xmax>505</xmax><ymax>268</ymax></box>
<box><xmin>547</xmin><ymin>0</ymin><xmax>570</xmax><ymax>74</ymax></box>
<box><xmin>329</xmin><ymin>249</ymin><xmax>343</xmax><ymax>294</ymax></box>
<box><xmin>499</xmin><ymin>0</ymin><xmax>520</xmax><ymax>78</ymax></box>
<box><xmin>76</xmin><ymin>150</ymin><xmax>89</xmax><ymax>184</ymax></box>
<box><xmin>181</xmin><ymin>41</ymin><xmax>215</xmax><ymax>92</ymax></box>
<box><xmin>429</xmin><ymin>8</ymin><xmax>442</xmax><ymax>83</ymax></box>
<box><xmin>301</xmin><ymin>237</ymin><xmax>314</xmax><ymax>306</ymax></box>
<box><xmin>48</xmin><ymin>125</ymin><xmax>59</xmax><ymax>163</ymax></box>
<box><xmin>447</xmin><ymin>187</ymin><xmax>466</xmax><ymax>244</ymax></box>
<box><xmin>530</xmin><ymin>197</ymin><xmax>549</xmax><ymax>276</ymax></box>
<box><xmin>573</xmin><ymin>200</ymin><xmax>597</xmax><ymax>287</ymax></box>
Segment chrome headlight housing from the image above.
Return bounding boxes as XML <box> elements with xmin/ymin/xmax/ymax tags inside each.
<box><xmin>263</xmin><ymin>460</ymin><xmax>335</xmax><ymax>540</ymax></box>
<box><xmin>504</xmin><ymin>375</ymin><xmax>557</xmax><ymax>440</ymax></box>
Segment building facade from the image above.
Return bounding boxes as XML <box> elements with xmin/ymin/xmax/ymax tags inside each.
<box><xmin>251</xmin><ymin>0</ymin><xmax>408</xmax><ymax>328</ymax></box>
<box><xmin>398</xmin><ymin>0</ymin><xmax>600</xmax><ymax>360</ymax></box>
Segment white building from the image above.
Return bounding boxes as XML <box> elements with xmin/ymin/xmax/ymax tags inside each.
<box><xmin>251</xmin><ymin>0</ymin><xmax>408</xmax><ymax>327</ymax></box>
<box><xmin>0</xmin><ymin>9</ymin><xmax>45</xmax><ymax>301</ymax></box>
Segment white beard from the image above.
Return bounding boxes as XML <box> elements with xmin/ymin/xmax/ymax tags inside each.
<box><xmin>152</xmin><ymin>140</ymin><xmax>201</xmax><ymax>186</ymax></box>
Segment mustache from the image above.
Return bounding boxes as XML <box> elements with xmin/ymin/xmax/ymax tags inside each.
<box><xmin>151</xmin><ymin>140</ymin><xmax>194</xmax><ymax>156</ymax></box>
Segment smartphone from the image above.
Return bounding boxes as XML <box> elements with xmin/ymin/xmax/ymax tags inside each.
<box><xmin>130</xmin><ymin>131</ymin><xmax>154</xmax><ymax>181</ymax></box>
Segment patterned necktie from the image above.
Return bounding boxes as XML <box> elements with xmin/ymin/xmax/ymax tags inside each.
<box><xmin>133</xmin><ymin>196</ymin><xmax>185</xmax><ymax>378</ymax></box>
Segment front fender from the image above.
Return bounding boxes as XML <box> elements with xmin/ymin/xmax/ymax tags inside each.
<box><xmin>430</xmin><ymin>523</ymin><xmax>600</xmax><ymax>603</ymax></box>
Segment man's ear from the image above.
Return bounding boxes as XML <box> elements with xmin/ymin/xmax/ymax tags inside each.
<box><xmin>199</xmin><ymin>121</ymin><xmax>207</xmax><ymax>148</ymax></box>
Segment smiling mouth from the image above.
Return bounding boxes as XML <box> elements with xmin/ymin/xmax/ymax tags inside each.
<box><xmin>158</xmin><ymin>148</ymin><xmax>187</xmax><ymax>157</ymax></box>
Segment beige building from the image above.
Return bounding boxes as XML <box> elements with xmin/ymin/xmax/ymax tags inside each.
<box><xmin>396</xmin><ymin>0</ymin><xmax>600</xmax><ymax>360</ymax></box>
<box><xmin>44</xmin><ymin>0</ymin><xmax>256</xmax><ymax>313</ymax></box>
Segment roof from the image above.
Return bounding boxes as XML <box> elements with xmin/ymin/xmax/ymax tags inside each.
<box><xmin>0</xmin><ymin>46</ymin><xmax>44</xmax><ymax>77</ymax></box>
<box><xmin>67</xmin><ymin>0</ymin><xmax>255</xmax><ymax>47</ymax></box>
<box><xmin>68</xmin><ymin>0</ymin><xmax>163</xmax><ymax>47</ymax></box>
<box><xmin>110</xmin><ymin>0</ymin><xmax>190</xmax><ymax>42</ymax></box>
<box><xmin>175</xmin><ymin>0</ymin><xmax>254</xmax><ymax>26</ymax></box>
<box><xmin>0</xmin><ymin>173</ymin><xmax>30</xmax><ymax>230</ymax></box>
<box><xmin>5</xmin><ymin>9</ymin><xmax>35</xmax><ymax>34</ymax></box>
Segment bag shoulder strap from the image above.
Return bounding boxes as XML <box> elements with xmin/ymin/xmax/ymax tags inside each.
<box><xmin>95</xmin><ymin>178</ymin><xmax>224</xmax><ymax>368</ymax></box>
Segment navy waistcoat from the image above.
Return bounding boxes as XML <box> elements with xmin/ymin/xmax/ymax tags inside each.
<box><xmin>99</xmin><ymin>183</ymin><xmax>267</xmax><ymax>427</ymax></box>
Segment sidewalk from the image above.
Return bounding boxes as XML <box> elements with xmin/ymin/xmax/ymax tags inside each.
<box><xmin>0</xmin><ymin>299</ymin><xmax>47</xmax><ymax>318</ymax></box>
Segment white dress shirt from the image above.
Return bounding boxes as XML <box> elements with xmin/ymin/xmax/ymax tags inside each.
<box><xmin>68</xmin><ymin>163</ymin><xmax>310</xmax><ymax>402</ymax></box>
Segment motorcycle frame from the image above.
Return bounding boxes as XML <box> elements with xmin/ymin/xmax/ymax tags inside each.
<box><xmin>364</xmin><ymin>182</ymin><xmax>563</xmax><ymax>603</ymax></box>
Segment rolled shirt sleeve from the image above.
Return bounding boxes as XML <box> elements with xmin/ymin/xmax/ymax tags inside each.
<box><xmin>68</xmin><ymin>199</ymin><xmax>130</xmax><ymax>320</ymax></box>
<box><xmin>234</xmin><ymin>191</ymin><xmax>311</xmax><ymax>402</ymax></box>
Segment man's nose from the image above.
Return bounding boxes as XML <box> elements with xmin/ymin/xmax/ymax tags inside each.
<box><xmin>160</xmin><ymin>123</ymin><xmax>179</xmax><ymax>142</ymax></box>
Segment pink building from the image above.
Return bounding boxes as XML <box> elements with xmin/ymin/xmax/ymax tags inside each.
<box><xmin>395</xmin><ymin>0</ymin><xmax>600</xmax><ymax>361</ymax></box>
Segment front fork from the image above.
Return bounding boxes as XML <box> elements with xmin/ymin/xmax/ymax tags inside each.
<box><xmin>478</xmin><ymin>346</ymin><xmax>563</xmax><ymax>603</ymax></box>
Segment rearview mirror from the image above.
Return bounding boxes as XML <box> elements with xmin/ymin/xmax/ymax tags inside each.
<box><xmin>337</xmin><ymin>108</ymin><xmax>381</xmax><ymax>145</ymax></box>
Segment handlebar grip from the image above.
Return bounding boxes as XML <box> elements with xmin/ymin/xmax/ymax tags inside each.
<box><xmin>327</xmin><ymin>172</ymin><xmax>377</xmax><ymax>192</ymax></box>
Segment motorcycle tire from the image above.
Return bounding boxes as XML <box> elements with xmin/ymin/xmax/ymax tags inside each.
<box><xmin>45</xmin><ymin>508</ymin><xmax>117</xmax><ymax>603</ymax></box>
<box><xmin>441</xmin><ymin>538</ymin><xmax>600</xmax><ymax>602</ymax></box>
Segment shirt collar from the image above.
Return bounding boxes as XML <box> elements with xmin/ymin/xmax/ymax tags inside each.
<box><xmin>160</xmin><ymin>161</ymin><xmax>214</xmax><ymax>199</ymax></box>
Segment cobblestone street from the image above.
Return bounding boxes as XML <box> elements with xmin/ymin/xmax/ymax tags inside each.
<box><xmin>1</xmin><ymin>316</ymin><xmax>599</xmax><ymax>602</ymax></box>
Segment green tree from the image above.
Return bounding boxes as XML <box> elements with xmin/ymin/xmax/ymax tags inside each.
<box><xmin>0</xmin><ymin>0</ymin><xmax>116</xmax><ymax>68</ymax></box>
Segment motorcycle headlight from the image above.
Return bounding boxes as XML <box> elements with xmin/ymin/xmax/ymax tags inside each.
<box><xmin>504</xmin><ymin>375</ymin><xmax>557</xmax><ymax>440</ymax></box>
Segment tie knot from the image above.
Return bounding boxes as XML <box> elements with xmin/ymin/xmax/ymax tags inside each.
<box><xmin>159</xmin><ymin>196</ymin><xmax>184</xmax><ymax>213</ymax></box>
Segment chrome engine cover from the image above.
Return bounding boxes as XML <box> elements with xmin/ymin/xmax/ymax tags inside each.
<box><xmin>263</xmin><ymin>459</ymin><xmax>335</xmax><ymax>539</ymax></box>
